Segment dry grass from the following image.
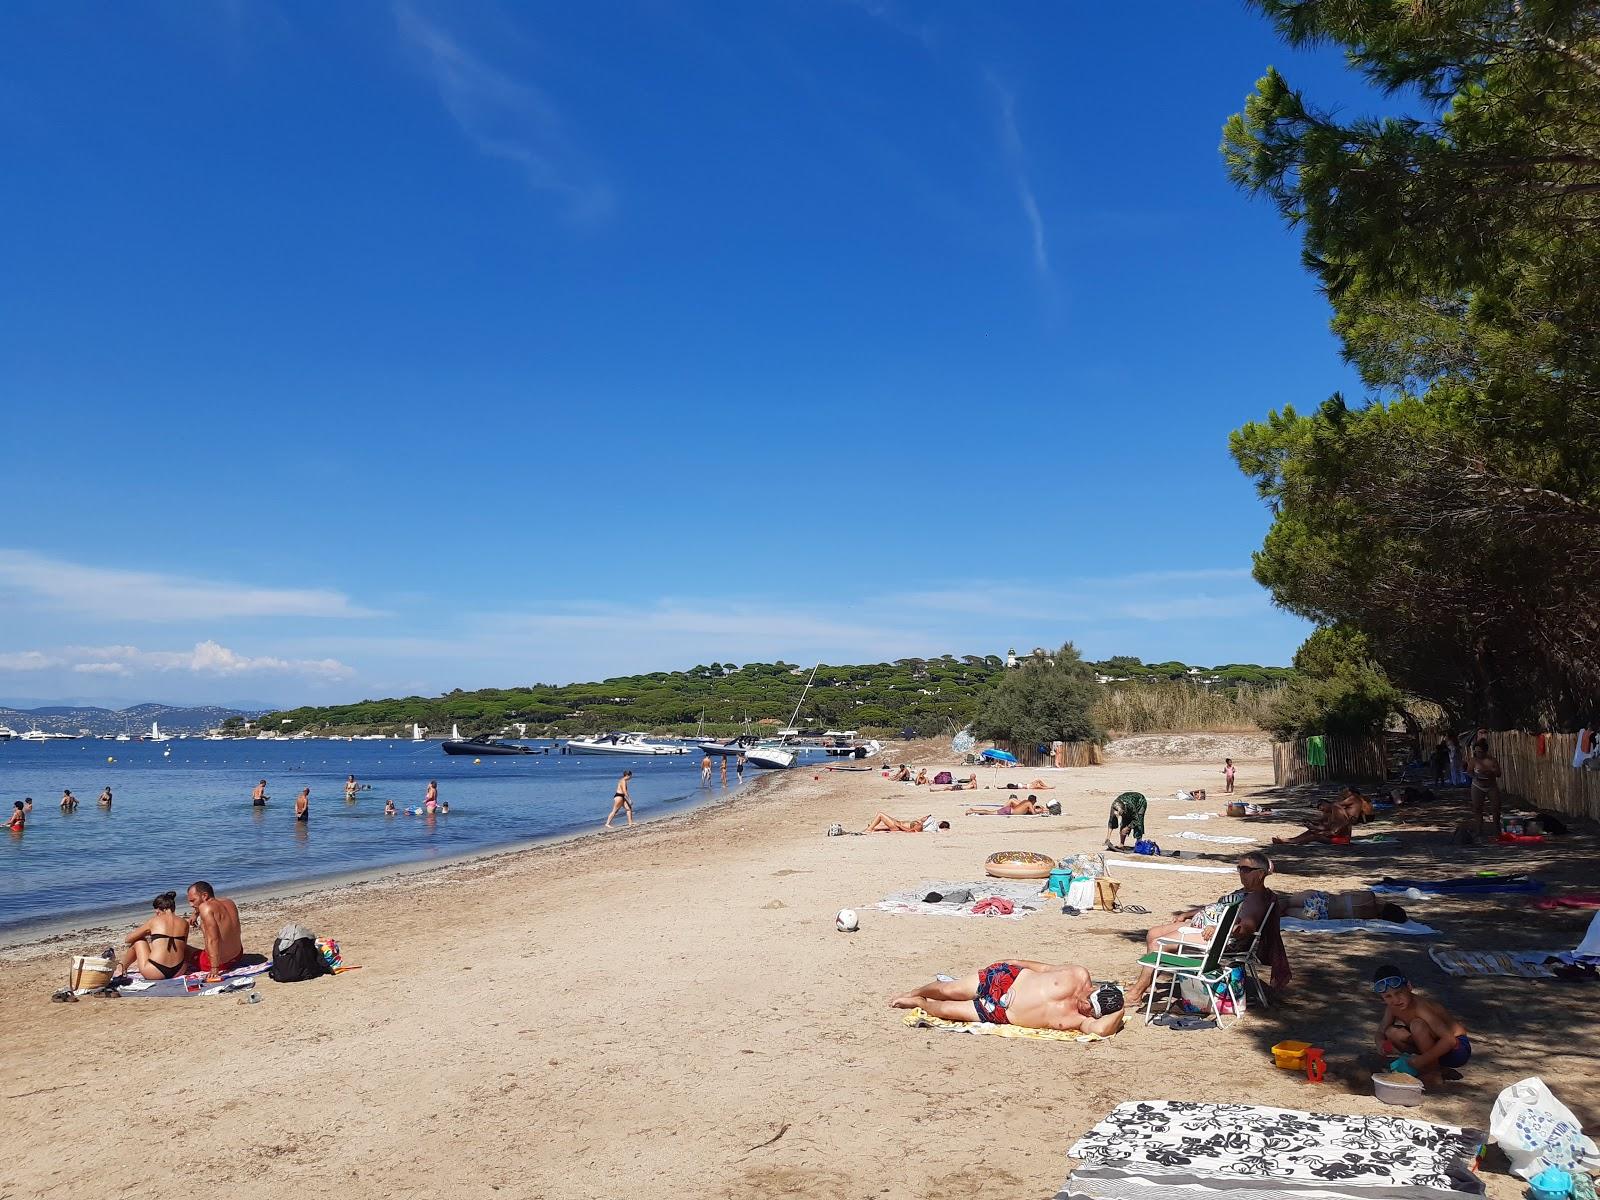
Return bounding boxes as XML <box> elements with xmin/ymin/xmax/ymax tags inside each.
<box><xmin>1095</xmin><ymin>682</ymin><xmax>1281</xmax><ymax>736</ymax></box>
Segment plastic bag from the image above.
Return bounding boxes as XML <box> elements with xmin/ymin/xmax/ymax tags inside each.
<box><xmin>1064</xmin><ymin>877</ymin><xmax>1096</xmax><ymax>911</ymax></box>
<box><xmin>1489</xmin><ymin>1077</ymin><xmax>1600</xmax><ymax>1180</ymax></box>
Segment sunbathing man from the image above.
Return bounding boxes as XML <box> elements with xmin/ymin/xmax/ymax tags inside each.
<box><xmin>1281</xmin><ymin>888</ymin><xmax>1408</xmax><ymax>924</ymax></box>
<box><xmin>1272</xmin><ymin>796</ymin><xmax>1356</xmax><ymax>845</ymax></box>
<box><xmin>865</xmin><ymin>813</ymin><xmax>946</xmax><ymax>832</ymax></box>
<box><xmin>1373</xmin><ymin>963</ymin><xmax>1471</xmax><ymax>1085</ymax></box>
<box><xmin>966</xmin><ymin>794</ymin><xmax>1045</xmax><ymax>815</ymax></box>
<box><xmin>890</xmin><ymin>960</ymin><xmax>1125</xmax><ymax>1036</ymax></box>
<box><xmin>1125</xmin><ymin>851</ymin><xmax>1281</xmax><ymax>1007</ymax></box>
<box><xmin>186</xmin><ymin>880</ymin><xmax>244</xmax><ymax>974</ymax></box>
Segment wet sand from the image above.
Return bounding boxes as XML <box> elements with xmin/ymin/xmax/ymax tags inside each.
<box><xmin>3</xmin><ymin>752</ymin><xmax>1594</xmax><ymax>1199</ymax></box>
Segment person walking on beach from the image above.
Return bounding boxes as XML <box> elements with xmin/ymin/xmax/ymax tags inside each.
<box><xmin>701</xmin><ymin>754</ymin><xmax>712</xmax><ymax>783</ymax></box>
<box><xmin>294</xmin><ymin>787</ymin><xmax>311</xmax><ymax>824</ymax></box>
<box><xmin>60</xmin><ymin>790</ymin><xmax>76</xmax><ymax>811</ymax></box>
<box><xmin>345</xmin><ymin>774</ymin><xmax>359</xmax><ymax>802</ymax></box>
<box><xmin>1468</xmin><ymin>740</ymin><xmax>1502</xmax><ymax>837</ymax></box>
<box><xmin>252</xmin><ymin>779</ymin><xmax>268</xmax><ymax>807</ymax></box>
<box><xmin>605</xmin><ymin>770</ymin><xmax>634</xmax><ymax>829</ymax></box>
<box><xmin>1224</xmin><ymin>758</ymin><xmax>1236</xmax><ymax>794</ymax></box>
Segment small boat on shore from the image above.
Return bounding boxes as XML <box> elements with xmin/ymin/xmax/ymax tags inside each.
<box><xmin>744</xmin><ymin>744</ymin><xmax>796</xmax><ymax>770</ymax></box>
<box><xmin>698</xmin><ymin>738</ymin><xmax>755</xmax><ymax>758</ymax></box>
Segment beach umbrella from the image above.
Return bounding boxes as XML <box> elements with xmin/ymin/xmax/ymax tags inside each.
<box><xmin>980</xmin><ymin>748</ymin><xmax>1018</xmax><ymax>763</ymax></box>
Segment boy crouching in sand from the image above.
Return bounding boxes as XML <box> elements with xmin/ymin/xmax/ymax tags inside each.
<box><xmin>1372</xmin><ymin>963</ymin><xmax>1471</xmax><ymax>1085</ymax></box>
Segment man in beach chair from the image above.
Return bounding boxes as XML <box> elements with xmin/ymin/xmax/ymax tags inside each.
<box><xmin>1125</xmin><ymin>851</ymin><xmax>1285</xmax><ymax>1007</ymax></box>
<box><xmin>890</xmin><ymin>960</ymin><xmax>1125</xmax><ymax>1035</ymax></box>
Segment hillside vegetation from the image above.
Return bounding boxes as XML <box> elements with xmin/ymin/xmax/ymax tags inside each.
<box><xmin>263</xmin><ymin>654</ymin><xmax>1291</xmax><ymax>739</ymax></box>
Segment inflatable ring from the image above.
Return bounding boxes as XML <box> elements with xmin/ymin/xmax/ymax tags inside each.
<box><xmin>985</xmin><ymin>850</ymin><xmax>1057</xmax><ymax>880</ymax></box>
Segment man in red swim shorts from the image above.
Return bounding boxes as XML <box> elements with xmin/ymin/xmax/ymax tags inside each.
<box><xmin>187</xmin><ymin>880</ymin><xmax>244</xmax><ymax>974</ymax></box>
<box><xmin>889</xmin><ymin>959</ymin><xmax>1125</xmax><ymax>1035</ymax></box>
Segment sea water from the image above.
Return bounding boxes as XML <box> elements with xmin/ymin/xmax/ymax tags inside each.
<box><xmin>0</xmin><ymin>738</ymin><xmax>750</xmax><ymax>937</ymax></box>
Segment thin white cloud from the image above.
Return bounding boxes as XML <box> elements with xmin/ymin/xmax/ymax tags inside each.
<box><xmin>0</xmin><ymin>650</ymin><xmax>61</xmax><ymax>671</ymax></box>
<box><xmin>986</xmin><ymin>71</ymin><xmax>1051</xmax><ymax>282</ymax></box>
<box><xmin>0</xmin><ymin>549</ymin><xmax>379</xmax><ymax>622</ymax></box>
<box><xmin>66</xmin><ymin>641</ymin><xmax>354</xmax><ymax>679</ymax></box>
<box><xmin>394</xmin><ymin>2</ymin><xmax>613</xmax><ymax>223</ymax></box>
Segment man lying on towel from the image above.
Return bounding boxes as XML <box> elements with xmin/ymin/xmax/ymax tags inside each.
<box><xmin>1273</xmin><ymin>795</ymin><xmax>1358</xmax><ymax>845</ymax></box>
<box><xmin>890</xmin><ymin>961</ymin><xmax>1125</xmax><ymax>1035</ymax></box>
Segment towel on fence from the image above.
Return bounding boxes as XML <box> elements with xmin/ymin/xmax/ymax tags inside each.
<box><xmin>1375</xmin><ymin>874</ymin><xmax>1545</xmax><ymax>896</ymax></box>
<box><xmin>1281</xmin><ymin>917</ymin><xmax>1440</xmax><ymax>936</ymax></box>
<box><xmin>876</xmin><ymin>879</ymin><xmax>1043</xmax><ymax>919</ymax></box>
<box><xmin>1112</xmin><ymin>858</ymin><xmax>1234</xmax><ymax>875</ymax></box>
<box><xmin>1177</xmin><ymin>831</ymin><xmax>1255</xmax><ymax>845</ymax></box>
<box><xmin>902</xmin><ymin>1008</ymin><xmax>1110</xmax><ymax>1043</ymax></box>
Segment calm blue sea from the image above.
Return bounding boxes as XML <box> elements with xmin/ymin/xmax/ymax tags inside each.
<box><xmin>0</xmin><ymin>738</ymin><xmax>762</xmax><ymax>937</ymax></box>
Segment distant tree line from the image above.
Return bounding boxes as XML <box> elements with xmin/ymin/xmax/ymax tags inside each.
<box><xmin>262</xmin><ymin>652</ymin><xmax>1293</xmax><ymax>739</ymax></box>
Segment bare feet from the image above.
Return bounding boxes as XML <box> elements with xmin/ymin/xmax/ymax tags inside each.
<box><xmin>889</xmin><ymin>994</ymin><xmax>920</xmax><ymax>1009</ymax></box>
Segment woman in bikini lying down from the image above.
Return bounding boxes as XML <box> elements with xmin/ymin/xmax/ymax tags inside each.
<box><xmin>865</xmin><ymin>813</ymin><xmax>947</xmax><ymax>832</ymax></box>
<box><xmin>119</xmin><ymin>890</ymin><xmax>193</xmax><ymax>979</ymax></box>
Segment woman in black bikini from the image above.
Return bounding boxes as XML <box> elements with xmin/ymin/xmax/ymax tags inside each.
<box><xmin>604</xmin><ymin>770</ymin><xmax>634</xmax><ymax>829</ymax></box>
<box><xmin>119</xmin><ymin>891</ymin><xmax>192</xmax><ymax>979</ymax></box>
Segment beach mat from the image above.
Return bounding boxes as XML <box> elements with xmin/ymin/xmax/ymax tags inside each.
<box><xmin>116</xmin><ymin>959</ymin><xmax>270</xmax><ymax>998</ymax></box>
<box><xmin>1281</xmin><ymin>918</ymin><xmax>1439</xmax><ymax>936</ymax></box>
<box><xmin>1111</xmin><ymin>858</ymin><xmax>1234</xmax><ymax>875</ymax></box>
<box><xmin>1427</xmin><ymin>947</ymin><xmax>1563</xmax><ymax>978</ymax></box>
<box><xmin>1061</xmin><ymin>1100</ymin><xmax>1485</xmax><ymax>1200</ymax></box>
<box><xmin>902</xmin><ymin>1008</ymin><xmax>1109</xmax><ymax>1043</ymax></box>
<box><xmin>1178</xmin><ymin>832</ymin><xmax>1256</xmax><ymax>845</ymax></box>
<box><xmin>875</xmin><ymin>879</ymin><xmax>1044</xmax><ymax>919</ymax></box>
<box><xmin>1373</xmin><ymin>875</ymin><xmax>1543</xmax><ymax>896</ymax></box>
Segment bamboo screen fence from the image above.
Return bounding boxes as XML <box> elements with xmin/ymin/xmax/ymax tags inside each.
<box><xmin>1272</xmin><ymin>731</ymin><xmax>1600</xmax><ymax>822</ymax></box>
<box><xmin>993</xmin><ymin>740</ymin><xmax>1103</xmax><ymax>768</ymax></box>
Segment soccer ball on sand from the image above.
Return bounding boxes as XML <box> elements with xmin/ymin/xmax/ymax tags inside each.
<box><xmin>835</xmin><ymin>908</ymin><xmax>859</xmax><ymax>933</ymax></box>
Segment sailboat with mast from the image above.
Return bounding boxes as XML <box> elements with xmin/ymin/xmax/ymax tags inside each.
<box><xmin>744</xmin><ymin>663</ymin><xmax>821</xmax><ymax>770</ymax></box>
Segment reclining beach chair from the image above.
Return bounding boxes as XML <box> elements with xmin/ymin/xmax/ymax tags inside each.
<box><xmin>1138</xmin><ymin>901</ymin><xmax>1243</xmax><ymax>1029</ymax></box>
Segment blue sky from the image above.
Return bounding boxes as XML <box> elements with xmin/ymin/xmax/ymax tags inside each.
<box><xmin>0</xmin><ymin>2</ymin><xmax>1379</xmax><ymax>707</ymax></box>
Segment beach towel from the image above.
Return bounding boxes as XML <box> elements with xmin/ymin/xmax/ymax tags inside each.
<box><xmin>1177</xmin><ymin>832</ymin><xmax>1255</xmax><ymax>845</ymax></box>
<box><xmin>1167</xmin><ymin>812</ymin><xmax>1220</xmax><ymax>821</ymax></box>
<box><xmin>117</xmin><ymin>960</ymin><xmax>270</xmax><ymax>999</ymax></box>
<box><xmin>1534</xmin><ymin>894</ymin><xmax>1600</xmax><ymax>911</ymax></box>
<box><xmin>1061</xmin><ymin>1100</ymin><xmax>1485</xmax><ymax>1200</ymax></box>
<box><xmin>902</xmin><ymin>1008</ymin><xmax>1109</xmax><ymax>1043</ymax></box>
<box><xmin>1374</xmin><ymin>874</ymin><xmax>1544</xmax><ymax>896</ymax></box>
<box><xmin>1306</xmin><ymin>734</ymin><xmax>1327</xmax><ymax>766</ymax></box>
<box><xmin>1281</xmin><ymin>917</ymin><xmax>1440</xmax><ymax>936</ymax></box>
<box><xmin>1111</xmin><ymin>859</ymin><xmax>1234</xmax><ymax>875</ymax></box>
<box><xmin>1427</xmin><ymin>947</ymin><xmax>1564</xmax><ymax>978</ymax></box>
<box><xmin>875</xmin><ymin>879</ymin><xmax>1043</xmax><ymax>919</ymax></box>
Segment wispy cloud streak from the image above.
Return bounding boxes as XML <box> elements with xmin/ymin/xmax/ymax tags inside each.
<box><xmin>394</xmin><ymin>2</ymin><xmax>613</xmax><ymax>222</ymax></box>
<box><xmin>0</xmin><ymin>549</ymin><xmax>379</xmax><ymax>622</ymax></box>
<box><xmin>986</xmin><ymin>72</ymin><xmax>1051</xmax><ymax>282</ymax></box>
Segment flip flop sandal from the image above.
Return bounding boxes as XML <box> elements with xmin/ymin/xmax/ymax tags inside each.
<box><xmin>51</xmin><ymin>988</ymin><xmax>78</xmax><ymax>1003</ymax></box>
<box><xmin>1118</xmin><ymin>904</ymin><xmax>1152</xmax><ymax>915</ymax></box>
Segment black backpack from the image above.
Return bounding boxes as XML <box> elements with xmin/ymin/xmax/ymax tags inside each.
<box><xmin>269</xmin><ymin>936</ymin><xmax>331</xmax><ymax>983</ymax></box>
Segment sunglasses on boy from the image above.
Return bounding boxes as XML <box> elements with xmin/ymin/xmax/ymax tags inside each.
<box><xmin>1372</xmin><ymin>975</ymin><xmax>1408</xmax><ymax>995</ymax></box>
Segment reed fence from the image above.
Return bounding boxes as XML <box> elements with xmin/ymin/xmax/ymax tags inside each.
<box><xmin>993</xmin><ymin>740</ymin><xmax>1103</xmax><ymax>768</ymax></box>
<box><xmin>1272</xmin><ymin>735</ymin><xmax>1386</xmax><ymax>786</ymax></box>
<box><xmin>1487</xmin><ymin>732</ymin><xmax>1600</xmax><ymax>822</ymax></box>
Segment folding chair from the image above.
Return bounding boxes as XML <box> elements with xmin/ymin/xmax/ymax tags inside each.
<box><xmin>1139</xmin><ymin>901</ymin><xmax>1243</xmax><ymax>1029</ymax></box>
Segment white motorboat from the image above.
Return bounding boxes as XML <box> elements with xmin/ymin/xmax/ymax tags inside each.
<box><xmin>698</xmin><ymin>738</ymin><xmax>754</xmax><ymax>758</ymax></box>
<box><xmin>0</xmin><ymin>725</ymin><xmax>17</xmax><ymax>741</ymax></box>
<box><xmin>115</xmin><ymin>733</ymin><xmax>131</xmax><ymax>742</ymax></box>
<box><xmin>20</xmin><ymin>727</ymin><xmax>47</xmax><ymax>742</ymax></box>
<box><xmin>564</xmin><ymin>732</ymin><xmax>688</xmax><ymax>755</ymax></box>
<box><xmin>744</xmin><ymin>744</ymin><xmax>796</xmax><ymax>770</ymax></box>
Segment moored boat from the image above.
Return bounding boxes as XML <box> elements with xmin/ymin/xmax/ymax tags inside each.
<box><xmin>564</xmin><ymin>732</ymin><xmax>688</xmax><ymax>755</ymax></box>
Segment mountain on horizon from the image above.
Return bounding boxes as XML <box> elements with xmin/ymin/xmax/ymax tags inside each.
<box><xmin>0</xmin><ymin>703</ymin><xmax>262</xmax><ymax>736</ymax></box>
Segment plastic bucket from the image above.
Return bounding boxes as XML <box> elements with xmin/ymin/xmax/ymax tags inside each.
<box><xmin>1372</xmin><ymin>1072</ymin><xmax>1424</xmax><ymax>1106</ymax></box>
<box><xmin>70</xmin><ymin>955</ymin><xmax>115</xmax><ymax>991</ymax></box>
<box><xmin>1271</xmin><ymin>1040</ymin><xmax>1310</xmax><ymax>1069</ymax></box>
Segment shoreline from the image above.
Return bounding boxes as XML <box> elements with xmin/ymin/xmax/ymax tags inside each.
<box><xmin>0</xmin><ymin>768</ymin><xmax>778</xmax><ymax>958</ymax></box>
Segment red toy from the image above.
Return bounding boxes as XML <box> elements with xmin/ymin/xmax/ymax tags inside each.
<box><xmin>1304</xmin><ymin>1047</ymin><xmax>1326</xmax><ymax>1082</ymax></box>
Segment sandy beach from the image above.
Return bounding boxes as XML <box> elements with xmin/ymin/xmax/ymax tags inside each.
<box><xmin>4</xmin><ymin>748</ymin><xmax>1596</xmax><ymax>1199</ymax></box>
